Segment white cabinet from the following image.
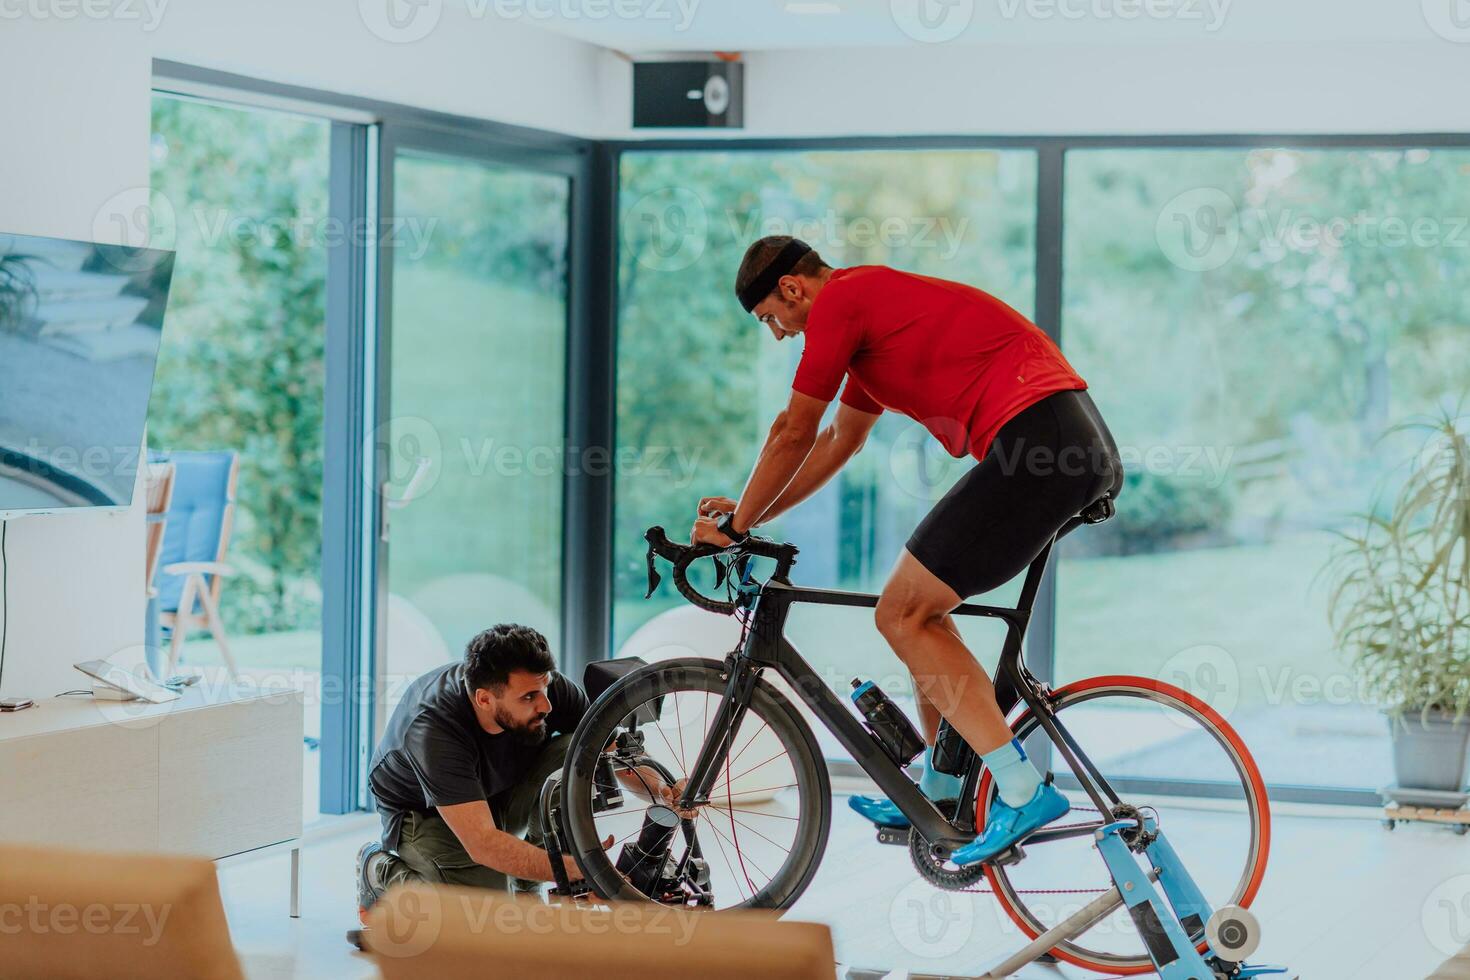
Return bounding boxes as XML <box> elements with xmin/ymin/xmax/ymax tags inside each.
<box><xmin>0</xmin><ymin>685</ymin><xmax>303</xmax><ymax>913</ymax></box>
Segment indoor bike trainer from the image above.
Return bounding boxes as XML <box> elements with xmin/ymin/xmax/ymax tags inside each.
<box><xmin>558</xmin><ymin>509</ymin><xmax>1293</xmax><ymax>979</ymax></box>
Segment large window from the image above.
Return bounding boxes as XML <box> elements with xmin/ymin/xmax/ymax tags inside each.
<box><xmin>383</xmin><ymin>148</ymin><xmax>570</xmax><ymax>692</ymax></box>
<box><xmin>149</xmin><ymin>93</ymin><xmax>331</xmax><ymax>813</ymax></box>
<box><xmin>1058</xmin><ymin>148</ymin><xmax>1470</xmax><ymax>790</ymax></box>
<box><xmin>615</xmin><ymin>149</ymin><xmax>1037</xmax><ymax>715</ymax></box>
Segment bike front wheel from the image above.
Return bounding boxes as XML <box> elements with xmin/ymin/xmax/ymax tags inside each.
<box><xmin>979</xmin><ymin>675</ymin><xmax>1271</xmax><ymax>976</ymax></box>
<box><xmin>561</xmin><ymin>658</ymin><xmax>831</xmax><ymax>911</ymax></box>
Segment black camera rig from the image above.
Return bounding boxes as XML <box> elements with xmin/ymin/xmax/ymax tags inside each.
<box><xmin>538</xmin><ymin>659</ymin><xmax>714</xmax><ymax>906</ymax></box>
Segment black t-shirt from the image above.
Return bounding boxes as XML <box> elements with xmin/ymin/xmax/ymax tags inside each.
<box><xmin>368</xmin><ymin>662</ymin><xmax>589</xmax><ymax>849</ymax></box>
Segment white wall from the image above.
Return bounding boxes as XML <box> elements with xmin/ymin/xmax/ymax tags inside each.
<box><xmin>0</xmin><ymin>19</ymin><xmax>152</xmax><ymax>700</ymax></box>
<box><xmin>0</xmin><ymin>2</ymin><xmax>617</xmax><ymax>699</ymax></box>
<box><xmin>149</xmin><ymin>0</ymin><xmax>618</xmax><ymax>136</ymax></box>
<box><xmin>596</xmin><ymin>35</ymin><xmax>1470</xmax><ymax>140</ymax></box>
<box><xmin>722</xmin><ymin>40</ymin><xmax>1470</xmax><ymax>138</ymax></box>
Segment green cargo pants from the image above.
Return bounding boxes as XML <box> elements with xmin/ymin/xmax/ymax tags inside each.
<box><xmin>382</xmin><ymin>733</ymin><xmax>572</xmax><ymax>896</ymax></box>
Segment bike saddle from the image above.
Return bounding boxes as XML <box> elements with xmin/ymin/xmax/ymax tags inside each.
<box><xmin>1079</xmin><ymin>495</ymin><xmax>1115</xmax><ymax>525</ymax></box>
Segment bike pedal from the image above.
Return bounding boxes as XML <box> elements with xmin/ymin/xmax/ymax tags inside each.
<box><xmin>875</xmin><ymin>826</ymin><xmax>909</xmax><ymax>846</ymax></box>
<box><xmin>989</xmin><ymin>844</ymin><xmax>1027</xmax><ymax>867</ymax></box>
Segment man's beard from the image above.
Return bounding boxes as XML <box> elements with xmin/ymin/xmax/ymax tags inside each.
<box><xmin>496</xmin><ymin>707</ymin><xmax>549</xmax><ymax>747</ymax></box>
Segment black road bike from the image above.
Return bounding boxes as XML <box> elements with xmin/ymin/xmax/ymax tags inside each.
<box><xmin>557</xmin><ymin>500</ymin><xmax>1272</xmax><ymax>975</ymax></box>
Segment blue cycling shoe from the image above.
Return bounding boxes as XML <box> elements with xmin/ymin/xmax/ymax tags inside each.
<box><xmin>849</xmin><ymin>746</ymin><xmax>964</xmax><ymax>831</ymax></box>
<box><xmin>951</xmin><ymin>777</ymin><xmax>1070</xmax><ymax>867</ymax></box>
<box><xmin>847</xmin><ymin>794</ymin><xmax>912</xmax><ymax>829</ymax></box>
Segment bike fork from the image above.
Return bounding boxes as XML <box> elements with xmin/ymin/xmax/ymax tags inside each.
<box><xmin>678</xmin><ymin>655</ymin><xmax>761</xmax><ymax>807</ymax></box>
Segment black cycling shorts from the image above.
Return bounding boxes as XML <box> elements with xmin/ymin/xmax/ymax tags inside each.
<box><xmin>906</xmin><ymin>388</ymin><xmax>1123</xmax><ymax>600</ymax></box>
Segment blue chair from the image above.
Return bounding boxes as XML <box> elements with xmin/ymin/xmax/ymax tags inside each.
<box><xmin>142</xmin><ymin>460</ymin><xmax>176</xmax><ymax>680</ymax></box>
<box><xmin>149</xmin><ymin>450</ymin><xmax>241</xmax><ymax>679</ymax></box>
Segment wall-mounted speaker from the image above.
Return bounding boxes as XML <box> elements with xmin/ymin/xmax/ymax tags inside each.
<box><xmin>632</xmin><ymin>60</ymin><xmax>744</xmax><ymax>129</ymax></box>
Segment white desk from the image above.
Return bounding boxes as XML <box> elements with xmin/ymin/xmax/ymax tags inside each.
<box><xmin>0</xmin><ymin>683</ymin><xmax>304</xmax><ymax>915</ymax></box>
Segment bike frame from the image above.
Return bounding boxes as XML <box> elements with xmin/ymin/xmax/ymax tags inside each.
<box><xmin>677</xmin><ymin>535</ymin><xmax>1124</xmax><ymax>851</ymax></box>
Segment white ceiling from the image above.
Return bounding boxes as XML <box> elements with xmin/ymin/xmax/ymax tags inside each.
<box><xmin>501</xmin><ymin>0</ymin><xmax>1454</xmax><ymax>53</ymax></box>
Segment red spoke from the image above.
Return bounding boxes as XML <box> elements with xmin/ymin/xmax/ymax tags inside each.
<box><xmin>724</xmin><ymin>752</ymin><xmax>758</xmax><ymax>893</ymax></box>
<box><xmin>702</xmin><ymin>802</ymin><xmax>802</xmax><ymax>821</ymax></box>
<box><xmin>717</xmin><ymin>812</ymin><xmax>792</xmax><ymax>855</ymax></box>
<box><xmin>697</xmin><ymin>810</ymin><xmax>749</xmax><ymax>903</ymax></box>
<box><xmin>673</xmin><ymin>691</ymin><xmax>687</xmax><ymax>771</ymax></box>
<box><xmin>703</xmin><ymin>780</ymin><xmax>800</xmax><ymax>800</ymax></box>
<box><xmin>725</xmin><ymin>719</ymin><xmax>770</xmax><ymax>771</ymax></box>
<box><xmin>649</xmin><ymin>720</ymin><xmax>682</xmax><ymax>770</ymax></box>
<box><xmin>721</xmin><ymin>748</ymin><xmax>790</xmax><ymax>786</ymax></box>
<box><xmin>699</xmin><ymin>811</ymin><xmax>772</xmax><ymax>884</ymax></box>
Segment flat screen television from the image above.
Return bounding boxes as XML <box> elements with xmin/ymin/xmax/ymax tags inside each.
<box><xmin>0</xmin><ymin>232</ymin><xmax>175</xmax><ymax>518</ymax></box>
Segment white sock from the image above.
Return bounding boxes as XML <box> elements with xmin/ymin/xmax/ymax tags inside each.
<box><xmin>918</xmin><ymin>744</ymin><xmax>963</xmax><ymax>800</ymax></box>
<box><xmin>981</xmin><ymin>738</ymin><xmax>1043</xmax><ymax>807</ymax></box>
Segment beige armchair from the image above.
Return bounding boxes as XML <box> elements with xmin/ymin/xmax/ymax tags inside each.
<box><xmin>0</xmin><ymin>843</ymin><xmax>244</xmax><ymax>980</ymax></box>
<box><xmin>366</xmin><ymin>883</ymin><xmax>835</xmax><ymax>980</ymax></box>
<box><xmin>1429</xmin><ymin>944</ymin><xmax>1470</xmax><ymax>979</ymax></box>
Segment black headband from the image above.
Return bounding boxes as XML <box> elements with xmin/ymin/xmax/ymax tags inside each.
<box><xmin>737</xmin><ymin>239</ymin><xmax>813</xmax><ymax>313</ymax></box>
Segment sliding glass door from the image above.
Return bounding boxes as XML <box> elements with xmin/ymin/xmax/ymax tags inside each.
<box><xmin>149</xmin><ymin>93</ymin><xmax>334</xmax><ymax>817</ymax></box>
<box><xmin>374</xmin><ymin>128</ymin><xmax>577</xmax><ymax>735</ymax></box>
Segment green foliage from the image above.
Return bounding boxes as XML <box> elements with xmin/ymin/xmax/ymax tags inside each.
<box><xmin>385</xmin><ymin>151</ymin><xmax>570</xmax><ymax>647</ymax></box>
<box><xmin>1324</xmin><ymin>406</ymin><xmax>1470</xmax><ymax>718</ymax></box>
<box><xmin>0</xmin><ymin>252</ymin><xmax>37</xmax><ymax>332</ymax></box>
<box><xmin>614</xmin><ymin>149</ymin><xmax>1037</xmax><ymax>618</ymax></box>
<box><xmin>148</xmin><ymin>96</ymin><xmax>329</xmax><ymax>634</ymax></box>
<box><xmin>1066</xmin><ymin>150</ymin><xmax>1470</xmax><ymax>499</ymax></box>
<box><xmin>1085</xmin><ymin>469</ymin><xmax>1236</xmax><ymax>557</ymax></box>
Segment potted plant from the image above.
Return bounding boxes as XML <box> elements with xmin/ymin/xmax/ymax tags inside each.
<box><xmin>1324</xmin><ymin>406</ymin><xmax>1470</xmax><ymax>806</ymax></box>
<box><xmin>0</xmin><ymin>249</ymin><xmax>38</xmax><ymax>332</ymax></box>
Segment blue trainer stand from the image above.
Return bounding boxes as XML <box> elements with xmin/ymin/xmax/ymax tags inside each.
<box><xmin>981</xmin><ymin>814</ymin><xmax>1292</xmax><ymax>978</ymax></box>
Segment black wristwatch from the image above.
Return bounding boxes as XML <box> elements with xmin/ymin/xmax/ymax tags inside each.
<box><xmin>715</xmin><ymin>512</ymin><xmax>749</xmax><ymax>545</ymax></box>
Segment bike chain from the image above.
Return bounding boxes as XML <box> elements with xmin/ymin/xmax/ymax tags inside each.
<box><xmin>959</xmin><ymin>804</ymin><xmax>1111</xmax><ymax>896</ymax></box>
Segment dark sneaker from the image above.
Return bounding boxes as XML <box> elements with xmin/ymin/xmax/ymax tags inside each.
<box><xmin>356</xmin><ymin>840</ymin><xmax>385</xmax><ymax>918</ymax></box>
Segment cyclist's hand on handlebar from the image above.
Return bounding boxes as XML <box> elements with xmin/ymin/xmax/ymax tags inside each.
<box><xmin>697</xmin><ymin>495</ymin><xmax>739</xmax><ymax>519</ymax></box>
<box><xmin>690</xmin><ymin>515</ymin><xmax>736</xmax><ymax>549</ymax></box>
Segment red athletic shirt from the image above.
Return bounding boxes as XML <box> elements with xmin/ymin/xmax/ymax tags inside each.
<box><xmin>792</xmin><ymin>266</ymin><xmax>1087</xmax><ymax>461</ymax></box>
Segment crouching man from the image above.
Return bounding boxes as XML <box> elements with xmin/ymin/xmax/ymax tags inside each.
<box><xmin>355</xmin><ymin>623</ymin><xmax>591</xmax><ymax>921</ymax></box>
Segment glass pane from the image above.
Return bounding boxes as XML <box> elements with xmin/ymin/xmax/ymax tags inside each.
<box><xmin>1059</xmin><ymin>147</ymin><xmax>1470</xmax><ymax>790</ymax></box>
<box><xmin>385</xmin><ymin>151</ymin><xmax>568</xmax><ymax>698</ymax></box>
<box><xmin>614</xmin><ymin>149</ymin><xmax>1038</xmax><ymax>741</ymax></box>
<box><xmin>148</xmin><ymin>94</ymin><xmax>330</xmax><ymax>815</ymax></box>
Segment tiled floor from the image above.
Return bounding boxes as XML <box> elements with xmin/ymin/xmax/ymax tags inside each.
<box><xmin>218</xmin><ymin>796</ymin><xmax>1462</xmax><ymax>978</ymax></box>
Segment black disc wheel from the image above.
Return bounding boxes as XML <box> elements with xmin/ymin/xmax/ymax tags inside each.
<box><xmin>561</xmin><ymin>658</ymin><xmax>831</xmax><ymax>911</ymax></box>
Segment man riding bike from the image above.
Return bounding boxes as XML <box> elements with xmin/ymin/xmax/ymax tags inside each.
<box><xmin>689</xmin><ymin>235</ymin><xmax>1123</xmax><ymax>866</ymax></box>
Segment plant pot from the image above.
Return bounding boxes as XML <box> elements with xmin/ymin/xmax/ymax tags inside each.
<box><xmin>1384</xmin><ymin>709</ymin><xmax>1470</xmax><ymax>805</ymax></box>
